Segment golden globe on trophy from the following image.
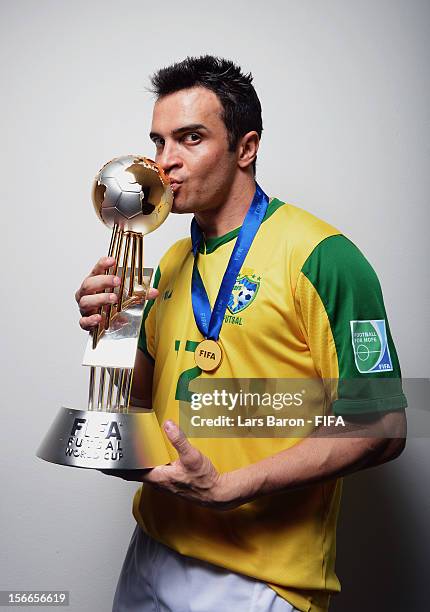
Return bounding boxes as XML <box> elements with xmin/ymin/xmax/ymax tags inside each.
<box><xmin>37</xmin><ymin>156</ymin><xmax>172</xmax><ymax>469</ymax></box>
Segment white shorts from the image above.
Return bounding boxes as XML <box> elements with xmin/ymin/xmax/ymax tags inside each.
<box><xmin>113</xmin><ymin>525</ymin><xmax>299</xmax><ymax>612</ymax></box>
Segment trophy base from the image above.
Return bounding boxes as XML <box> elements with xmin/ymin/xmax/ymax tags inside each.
<box><xmin>37</xmin><ymin>406</ymin><xmax>171</xmax><ymax>469</ymax></box>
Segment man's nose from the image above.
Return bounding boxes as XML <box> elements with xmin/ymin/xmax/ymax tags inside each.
<box><xmin>156</xmin><ymin>141</ymin><xmax>182</xmax><ymax>174</ymax></box>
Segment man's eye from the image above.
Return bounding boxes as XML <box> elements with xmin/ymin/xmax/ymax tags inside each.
<box><xmin>183</xmin><ymin>133</ymin><xmax>201</xmax><ymax>143</ymax></box>
<box><xmin>152</xmin><ymin>137</ymin><xmax>164</xmax><ymax>147</ymax></box>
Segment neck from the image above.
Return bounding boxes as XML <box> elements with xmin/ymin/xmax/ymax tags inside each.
<box><xmin>194</xmin><ymin>174</ymin><xmax>257</xmax><ymax>238</ymax></box>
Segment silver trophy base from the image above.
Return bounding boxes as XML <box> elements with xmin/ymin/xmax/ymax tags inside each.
<box><xmin>37</xmin><ymin>406</ymin><xmax>171</xmax><ymax>469</ymax></box>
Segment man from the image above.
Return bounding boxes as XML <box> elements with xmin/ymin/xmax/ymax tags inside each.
<box><xmin>75</xmin><ymin>56</ymin><xmax>407</xmax><ymax>612</ymax></box>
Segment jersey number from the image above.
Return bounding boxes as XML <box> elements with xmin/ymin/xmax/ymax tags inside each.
<box><xmin>175</xmin><ymin>340</ymin><xmax>202</xmax><ymax>402</ymax></box>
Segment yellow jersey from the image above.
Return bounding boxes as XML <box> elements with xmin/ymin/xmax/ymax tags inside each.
<box><xmin>134</xmin><ymin>197</ymin><xmax>406</xmax><ymax>612</ymax></box>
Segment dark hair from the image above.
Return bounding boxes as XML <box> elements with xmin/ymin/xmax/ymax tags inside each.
<box><xmin>150</xmin><ymin>55</ymin><xmax>263</xmax><ymax>174</ymax></box>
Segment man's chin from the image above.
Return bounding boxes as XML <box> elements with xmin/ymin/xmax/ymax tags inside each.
<box><xmin>171</xmin><ymin>199</ymin><xmax>194</xmax><ymax>214</ymax></box>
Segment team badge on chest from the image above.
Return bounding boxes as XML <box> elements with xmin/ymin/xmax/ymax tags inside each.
<box><xmin>227</xmin><ymin>274</ymin><xmax>260</xmax><ymax>314</ymax></box>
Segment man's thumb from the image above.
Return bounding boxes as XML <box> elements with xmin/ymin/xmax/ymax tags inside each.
<box><xmin>163</xmin><ymin>420</ymin><xmax>196</xmax><ymax>464</ymax></box>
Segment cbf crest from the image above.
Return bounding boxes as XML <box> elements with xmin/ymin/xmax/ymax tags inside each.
<box><xmin>227</xmin><ymin>274</ymin><xmax>260</xmax><ymax>314</ymax></box>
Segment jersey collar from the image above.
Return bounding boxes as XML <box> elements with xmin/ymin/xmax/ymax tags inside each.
<box><xmin>197</xmin><ymin>197</ymin><xmax>285</xmax><ymax>254</ymax></box>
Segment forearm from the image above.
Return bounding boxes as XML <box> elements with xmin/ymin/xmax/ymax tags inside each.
<box><xmin>219</xmin><ymin>412</ymin><xmax>406</xmax><ymax>508</ymax></box>
<box><xmin>127</xmin><ymin>349</ymin><xmax>154</xmax><ymax>409</ymax></box>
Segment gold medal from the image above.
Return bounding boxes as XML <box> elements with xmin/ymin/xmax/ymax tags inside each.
<box><xmin>194</xmin><ymin>339</ymin><xmax>222</xmax><ymax>372</ymax></box>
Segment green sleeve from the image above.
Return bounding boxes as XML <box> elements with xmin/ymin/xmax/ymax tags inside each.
<box><xmin>301</xmin><ymin>235</ymin><xmax>407</xmax><ymax>415</ymax></box>
<box><xmin>137</xmin><ymin>266</ymin><xmax>161</xmax><ymax>364</ymax></box>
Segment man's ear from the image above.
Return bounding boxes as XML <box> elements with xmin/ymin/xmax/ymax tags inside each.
<box><xmin>237</xmin><ymin>131</ymin><xmax>260</xmax><ymax>170</ymax></box>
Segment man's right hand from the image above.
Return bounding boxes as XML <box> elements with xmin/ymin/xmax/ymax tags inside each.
<box><xmin>75</xmin><ymin>256</ymin><xmax>120</xmax><ymax>331</ymax></box>
<box><xmin>75</xmin><ymin>256</ymin><xmax>159</xmax><ymax>331</ymax></box>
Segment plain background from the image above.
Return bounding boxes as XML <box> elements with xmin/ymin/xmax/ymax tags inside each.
<box><xmin>1</xmin><ymin>1</ymin><xmax>429</xmax><ymax>610</ymax></box>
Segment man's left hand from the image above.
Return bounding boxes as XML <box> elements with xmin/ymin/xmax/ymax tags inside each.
<box><xmin>101</xmin><ymin>420</ymin><xmax>232</xmax><ymax>510</ymax></box>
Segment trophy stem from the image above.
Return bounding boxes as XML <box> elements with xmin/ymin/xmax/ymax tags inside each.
<box><xmin>92</xmin><ymin>223</ymin><xmax>120</xmax><ymax>348</ymax></box>
<box><xmin>87</xmin><ymin>367</ymin><xmax>135</xmax><ymax>414</ymax></box>
<box><xmin>129</xmin><ymin>234</ymin><xmax>137</xmax><ymax>298</ymax></box>
<box><xmin>104</xmin><ymin>228</ymin><xmax>125</xmax><ymax>331</ymax></box>
<box><xmin>85</xmin><ymin>227</ymin><xmax>149</xmax><ymax>415</ymax></box>
<box><xmin>123</xmin><ymin>369</ymin><xmax>133</xmax><ymax>410</ymax></box>
<box><xmin>118</xmin><ymin>233</ymin><xmax>131</xmax><ymax>312</ymax></box>
<box><xmin>88</xmin><ymin>366</ymin><xmax>96</xmax><ymax>410</ymax></box>
<box><xmin>97</xmin><ymin>368</ymin><xmax>106</xmax><ymax>410</ymax></box>
<box><xmin>106</xmin><ymin>367</ymin><xmax>115</xmax><ymax>412</ymax></box>
<box><xmin>115</xmin><ymin>369</ymin><xmax>125</xmax><ymax>412</ymax></box>
<box><xmin>108</xmin><ymin>222</ymin><xmax>119</xmax><ymax>256</ymax></box>
<box><xmin>138</xmin><ymin>235</ymin><xmax>143</xmax><ymax>285</ymax></box>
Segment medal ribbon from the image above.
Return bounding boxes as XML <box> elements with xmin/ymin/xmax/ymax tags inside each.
<box><xmin>190</xmin><ymin>183</ymin><xmax>269</xmax><ymax>341</ymax></box>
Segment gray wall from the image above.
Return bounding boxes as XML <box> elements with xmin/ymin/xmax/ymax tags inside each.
<box><xmin>1</xmin><ymin>1</ymin><xmax>428</xmax><ymax>610</ymax></box>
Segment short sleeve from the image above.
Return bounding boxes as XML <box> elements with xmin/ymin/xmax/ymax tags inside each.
<box><xmin>295</xmin><ymin>235</ymin><xmax>407</xmax><ymax>416</ymax></box>
<box><xmin>137</xmin><ymin>266</ymin><xmax>161</xmax><ymax>363</ymax></box>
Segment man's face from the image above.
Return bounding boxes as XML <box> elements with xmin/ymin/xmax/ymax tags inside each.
<box><xmin>150</xmin><ymin>86</ymin><xmax>237</xmax><ymax>214</ymax></box>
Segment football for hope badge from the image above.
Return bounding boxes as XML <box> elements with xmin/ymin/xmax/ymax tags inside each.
<box><xmin>350</xmin><ymin>319</ymin><xmax>393</xmax><ymax>373</ymax></box>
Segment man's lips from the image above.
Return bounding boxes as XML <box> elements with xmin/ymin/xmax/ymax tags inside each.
<box><xmin>170</xmin><ymin>180</ymin><xmax>182</xmax><ymax>193</ymax></box>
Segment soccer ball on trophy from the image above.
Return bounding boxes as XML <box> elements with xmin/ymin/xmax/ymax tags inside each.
<box><xmin>92</xmin><ymin>155</ymin><xmax>172</xmax><ymax>234</ymax></box>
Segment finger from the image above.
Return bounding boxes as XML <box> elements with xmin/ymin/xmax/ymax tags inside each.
<box><xmin>75</xmin><ymin>274</ymin><xmax>121</xmax><ymax>304</ymax></box>
<box><xmin>74</xmin><ymin>256</ymin><xmax>116</xmax><ymax>304</ymax></box>
<box><xmin>79</xmin><ymin>313</ymin><xmax>102</xmax><ymax>331</ymax></box>
<box><xmin>163</xmin><ymin>420</ymin><xmax>201</xmax><ymax>468</ymax></box>
<box><xmin>146</xmin><ymin>288</ymin><xmax>159</xmax><ymax>301</ymax></box>
<box><xmin>90</xmin><ymin>256</ymin><xmax>116</xmax><ymax>277</ymax></box>
<box><xmin>78</xmin><ymin>291</ymin><xmax>118</xmax><ymax>316</ymax></box>
<box><xmin>79</xmin><ymin>287</ymin><xmax>158</xmax><ymax>328</ymax></box>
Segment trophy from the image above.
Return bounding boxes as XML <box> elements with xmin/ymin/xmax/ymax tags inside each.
<box><xmin>37</xmin><ymin>156</ymin><xmax>172</xmax><ymax>469</ymax></box>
